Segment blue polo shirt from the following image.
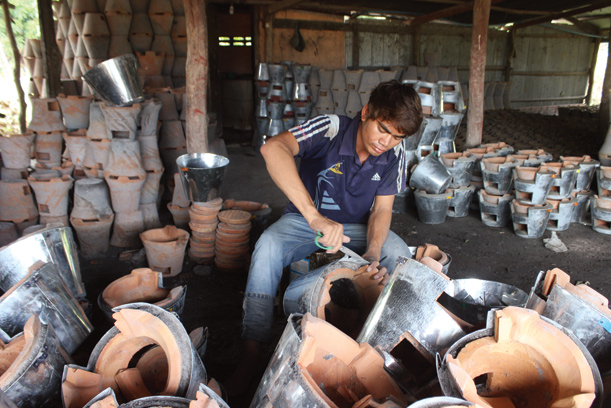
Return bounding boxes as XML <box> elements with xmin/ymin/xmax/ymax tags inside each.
<box><xmin>284</xmin><ymin>114</ymin><xmax>403</xmax><ymax>225</ymax></box>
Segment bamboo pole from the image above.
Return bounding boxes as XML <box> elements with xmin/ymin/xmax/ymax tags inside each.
<box><xmin>1</xmin><ymin>0</ymin><xmax>26</xmax><ymax>133</ymax></box>
<box><xmin>184</xmin><ymin>0</ymin><xmax>209</xmax><ymax>153</ymax></box>
<box><xmin>465</xmin><ymin>0</ymin><xmax>491</xmax><ymax>148</ymax></box>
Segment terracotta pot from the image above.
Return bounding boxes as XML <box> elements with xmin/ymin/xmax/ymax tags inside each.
<box><xmin>140</xmin><ymin>225</ymin><xmax>189</xmax><ymax>276</ymax></box>
<box><xmin>71</xmin><ymin>178</ymin><xmax>113</xmax><ymax>219</ymax></box>
<box><xmin>154</xmin><ymin>89</ymin><xmax>179</xmax><ymax>120</ymax></box>
<box><xmin>129</xmin><ymin>13</ymin><xmax>153</xmax><ymax>53</ymax></box>
<box><xmin>0</xmin><ymin>222</ymin><xmax>19</xmax><ymax>246</ymax></box>
<box><xmin>58</xmin><ymin>3</ymin><xmax>72</xmax><ymax>39</ymax></box>
<box><xmin>0</xmin><ymin>133</ymin><xmax>35</xmax><ymax>169</ymax></box>
<box><xmin>167</xmin><ymin>204</ymin><xmax>189</xmax><ymax>229</ymax></box>
<box><xmin>57</xmin><ymin>95</ymin><xmax>93</xmax><ymax>129</ymax></box>
<box><xmin>0</xmin><ymin>180</ymin><xmax>38</xmax><ymax>221</ymax></box>
<box><xmin>100</xmin><ymin>103</ymin><xmax>142</xmax><ymax>140</ymax></box>
<box><xmin>170</xmin><ymin>0</ymin><xmax>183</xmax><ymax>15</ymax></box>
<box><xmin>131</xmin><ymin>0</ymin><xmax>150</xmax><ymax>13</ymax></box>
<box><xmin>35</xmin><ymin>131</ymin><xmax>64</xmax><ymax>168</ymax></box>
<box><xmin>138</xmin><ymin>98</ymin><xmax>163</xmax><ymax>136</ymax></box>
<box><xmin>105</xmin><ymin>173</ymin><xmax>146</xmax><ymax>213</ymax></box>
<box><xmin>170</xmin><ymin>172</ymin><xmax>190</xmax><ymax>207</ymax></box>
<box><xmin>151</xmin><ymin>35</ymin><xmax>175</xmax><ymax>76</ymax></box>
<box><xmin>105</xmin><ymin>139</ymin><xmax>145</xmax><ymax>177</ymax></box>
<box><xmin>1</xmin><ymin>167</ymin><xmax>29</xmax><ymax>181</ymax></box>
<box><xmin>82</xmin><ymin>143</ymin><xmax>101</xmax><ymax>178</ymax></box>
<box><xmin>170</xmin><ymin>16</ymin><xmax>186</xmax><ymax>57</ymax></box>
<box><xmin>62</xmin><ymin>129</ymin><xmax>88</xmax><ymax>167</ymax></box>
<box><xmin>514</xmin><ymin>166</ymin><xmax>538</xmax><ymax>181</ymax></box>
<box><xmin>110</xmin><ymin>210</ymin><xmax>144</xmax><ymax>247</ymax></box>
<box><xmin>39</xmin><ymin>214</ymin><xmax>69</xmax><ymax>227</ymax></box>
<box><xmin>138</xmin><ymin>134</ymin><xmax>163</xmax><ymax>171</ymax></box>
<box><xmin>108</xmin><ymin>35</ymin><xmax>133</xmax><ymax>57</ymax></box>
<box><xmin>104</xmin><ymin>0</ymin><xmax>132</xmax><ymax>36</ymax></box>
<box><xmin>148</xmin><ymin>0</ymin><xmax>173</xmax><ymax>35</ymax></box>
<box><xmin>140</xmin><ymin>168</ymin><xmax>164</xmax><ymax>204</ymax></box>
<box><xmin>88</xmin><ymin>138</ymin><xmax>111</xmax><ymax>170</ymax></box>
<box><xmin>159</xmin><ymin>120</ymin><xmax>185</xmax><ymax>148</ymax></box>
<box><xmin>137</xmin><ymin>51</ymin><xmax>165</xmax><ymax>77</ymax></box>
<box><xmin>28</xmin><ymin>173</ymin><xmax>74</xmax><ymax>217</ymax></box>
<box><xmin>52</xmin><ymin>160</ymin><xmax>75</xmax><ymax>177</ymax></box>
<box><xmin>81</xmin><ymin>13</ymin><xmax>110</xmax><ymax>59</ymax></box>
<box><xmin>28</xmin><ymin>98</ymin><xmax>65</xmax><ymax>132</ymax></box>
<box><xmin>86</xmin><ymin>102</ymin><xmax>108</xmax><ymax>140</ymax></box>
<box><xmin>140</xmin><ymin>202</ymin><xmax>162</xmax><ymax>230</ymax></box>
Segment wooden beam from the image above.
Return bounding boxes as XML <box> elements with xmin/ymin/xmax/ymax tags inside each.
<box><xmin>37</xmin><ymin>0</ymin><xmax>61</xmax><ymax>98</ymax></box>
<box><xmin>566</xmin><ymin>16</ymin><xmax>601</xmax><ymax>36</ymax></box>
<box><xmin>407</xmin><ymin>0</ymin><xmax>503</xmax><ymax>27</ymax></box>
<box><xmin>586</xmin><ymin>36</ymin><xmax>602</xmax><ymax>105</ymax></box>
<box><xmin>268</xmin><ymin>0</ymin><xmax>307</xmax><ymax>14</ymax></box>
<box><xmin>184</xmin><ymin>0</ymin><xmax>209</xmax><ymax>153</ymax></box>
<box><xmin>513</xmin><ymin>1</ymin><xmax>611</xmax><ymax>30</ymax></box>
<box><xmin>2</xmin><ymin>0</ymin><xmax>26</xmax><ymax>133</ymax></box>
<box><xmin>265</xmin><ymin>13</ymin><xmax>273</xmax><ymax>62</ymax></box>
<box><xmin>466</xmin><ymin>0</ymin><xmax>491</xmax><ymax>148</ymax></box>
<box><xmin>504</xmin><ymin>28</ymin><xmax>515</xmax><ymax>82</ymax></box>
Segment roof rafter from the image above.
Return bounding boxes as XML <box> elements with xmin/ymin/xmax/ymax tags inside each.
<box><xmin>513</xmin><ymin>0</ymin><xmax>611</xmax><ymax>29</ymax></box>
<box><xmin>407</xmin><ymin>0</ymin><xmax>505</xmax><ymax>26</ymax></box>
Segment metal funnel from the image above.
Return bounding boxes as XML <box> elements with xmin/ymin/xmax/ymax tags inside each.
<box><xmin>176</xmin><ymin>153</ymin><xmax>230</xmax><ymax>203</ymax></box>
<box><xmin>82</xmin><ymin>54</ymin><xmax>143</xmax><ymax>106</ymax></box>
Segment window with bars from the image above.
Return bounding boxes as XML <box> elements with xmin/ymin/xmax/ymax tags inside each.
<box><xmin>219</xmin><ymin>36</ymin><xmax>252</xmax><ymax>47</ymax></box>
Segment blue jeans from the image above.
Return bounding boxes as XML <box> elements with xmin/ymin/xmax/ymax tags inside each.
<box><xmin>242</xmin><ymin>212</ymin><xmax>410</xmax><ymax>342</ymax></box>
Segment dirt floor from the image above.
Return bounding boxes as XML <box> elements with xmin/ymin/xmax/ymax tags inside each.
<box><xmin>68</xmin><ymin>107</ymin><xmax>610</xmax><ymax>408</ymax></box>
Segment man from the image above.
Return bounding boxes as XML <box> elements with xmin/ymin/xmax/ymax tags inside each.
<box><xmin>227</xmin><ymin>80</ymin><xmax>423</xmax><ymax>394</ymax></box>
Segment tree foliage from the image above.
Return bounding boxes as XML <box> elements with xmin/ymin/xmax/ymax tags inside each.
<box><xmin>0</xmin><ymin>0</ymin><xmax>40</xmax><ymax>64</ymax></box>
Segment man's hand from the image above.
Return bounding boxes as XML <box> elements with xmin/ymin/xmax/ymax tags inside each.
<box><xmin>363</xmin><ymin>255</ymin><xmax>389</xmax><ymax>285</ymax></box>
<box><xmin>308</xmin><ymin>215</ymin><xmax>350</xmax><ymax>253</ymax></box>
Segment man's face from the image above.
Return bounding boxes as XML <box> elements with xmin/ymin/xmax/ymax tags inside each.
<box><xmin>360</xmin><ymin>115</ymin><xmax>405</xmax><ymax>156</ymax></box>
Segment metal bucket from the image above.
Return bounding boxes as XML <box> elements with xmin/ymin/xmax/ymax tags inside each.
<box><xmin>82</xmin><ymin>54</ymin><xmax>143</xmax><ymax>107</ymax></box>
<box><xmin>176</xmin><ymin>153</ymin><xmax>229</xmax><ymax>203</ymax></box>
<box><xmin>410</xmin><ymin>155</ymin><xmax>452</xmax><ymax>194</ymax></box>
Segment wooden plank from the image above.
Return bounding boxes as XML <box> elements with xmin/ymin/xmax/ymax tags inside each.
<box><xmin>408</xmin><ymin>0</ymin><xmax>504</xmax><ymax>27</ymax></box>
<box><xmin>359</xmin><ymin>32</ymin><xmax>373</xmax><ymax>67</ymax></box>
<box><xmin>371</xmin><ymin>33</ymin><xmax>385</xmax><ymax>66</ymax></box>
<box><xmin>352</xmin><ymin>24</ymin><xmax>359</xmax><ymax>68</ymax></box>
<box><xmin>267</xmin><ymin>0</ymin><xmax>308</xmax><ymax>14</ymax></box>
<box><xmin>184</xmin><ymin>0</ymin><xmax>209</xmax><ymax>153</ymax></box>
<box><xmin>37</xmin><ymin>0</ymin><xmax>61</xmax><ymax>98</ymax></box>
<box><xmin>412</xmin><ymin>28</ymin><xmax>420</xmax><ymax>65</ymax></box>
<box><xmin>466</xmin><ymin>0</ymin><xmax>491</xmax><ymax>148</ymax></box>
<box><xmin>513</xmin><ymin>0</ymin><xmax>611</xmax><ymax>30</ymax></box>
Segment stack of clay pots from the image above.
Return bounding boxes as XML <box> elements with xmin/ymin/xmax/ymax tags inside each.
<box><xmin>215</xmin><ymin>209</ymin><xmax>251</xmax><ymax>270</ymax></box>
<box><xmin>101</xmin><ymin>103</ymin><xmax>147</xmax><ymax>248</ymax></box>
<box><xmin>330</xmin><ymin>69</ymin><xmax>348</xmax><ymax>116</ymax></box>
<box><xmin>291</xmin><ymin>64</ymin><xmax>313</xmax><ymax>127</ymax></box>
<box><xmin>558</xmin><ymin>155</ymin><xmax>600</xmax><ymax>227</ymax></box>
<box><xmin>188</xmin><ymin>198</ymin><xmax>223</xmax><ymax>263</ymax></box>
<box><xmin>70</xmin><ymin>178</ymin><xmax>114</xmax><ymax>256</ymax></box>
<box><xmin>315</xmin><ymin>68</ymin><xmax>334</xmax><ymax>116</ymax></box>
<box><xmin>264</xmin><ymin>63</ymin><xmax>288</xmax><ymax>139</ymax></box>
<box><xmin>593</xmin><ymin>164</ymin><xmax>611</xmax><ymax>234</ymax></box>
<box><xmin>410</xmin><ymin>155</ymin><xmax>452</xmax><ymax>224</ymax></box>
<box><xmin>155</xmin><ymin>88</ymin><xmax>187</xmax><ymax>174</ymax></box>
<box><xmin>140</xmin><ymin>225</ymin><xmax>189</xmax><ymax>277</ymax></box>
<box><xmin>477</xmin><ymin>151</ymin><xmax>519</xmax><ymax>228</ymax></box>
<box><xmin>440</xmin><ymin>152</ymin><xmax>477</xmax><ymax>219</ymax></box>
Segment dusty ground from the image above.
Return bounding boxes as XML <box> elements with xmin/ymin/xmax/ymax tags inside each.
<box><xmin>67</xmin><ymin>107</ymin><xmax>610</xmax><ymax>408</ymax></box>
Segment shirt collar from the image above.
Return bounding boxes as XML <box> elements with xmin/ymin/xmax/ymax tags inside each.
<box><xmin>338</xmin><ymin>114</ymin><xmax>390</xmax><ymax>165</ymax></box>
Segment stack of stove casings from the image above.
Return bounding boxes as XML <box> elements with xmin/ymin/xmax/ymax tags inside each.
<box><xmin>290</xmin><ymin>64</ymin><xmax>313</xmax><ymax>127</ymax></box>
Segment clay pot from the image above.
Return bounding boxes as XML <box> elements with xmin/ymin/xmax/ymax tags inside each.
<box><xmin>167</xmin><ymin>203</ymin><xmax>189</xmax><ymax>229</ymax></box>
<box><xmin>86</xmin><ymin>102</ymin><xmax>108</xmax><ymax>140</ymax></box>
<box><xmin>71</xmin><ymin>0</ymin><xmax>99</xmax><ymax>34</ymax></box>
<box><xmin>170</xmin><ymin>16</ymin><xmax>186</xmax><ymax>57</ymax></box>
<box><xmin>105</xmin><ymin>173</ymin><xmax>146</xmax><ymax>213</ymax></box>
<box><xmin>28</xmin><ymin>98</ymin><xmax>65</xmax><ymax>132</ymax></box>
<box><xmin>1</xmin><ymin>167</ymin><xmax>29</xmax><ymax>181</ymax></box>
<box><xmin>107</xmin><ymin>35</ymin><xmax>132</xmax><ymax>57</ymax></box>
<box><xmin>105</xmin><ymin>139</ymin><xmax>145</xmax><ymax>177</ymax></box>
<box><xmin>110</xmin><ymin>210</ymin><xmax>144</xmax><ymax>247</ymax></box>
<box><xmin>35</xmin><ymin>131</ymin><xmax>64</xmax><ymax>168</ymax></box>
<box><xmin>0</xmin><ymin>222</ymin><xmax>19</xmax><ymax>246</ymax></box>
<box><xmin>129</xmin><ymin>13</ymin><xmax>153</xmax><ymax>53</ymax></box>
<box><xmin>62</xmin><ymin>130</ymin><xmax>88</xmax><ymax>167</ymax></box>
<box><xmin>0</xmin><ymin>180</ymin><xmax>39</xmax><ymax>221</ymax></box>
<box><xmin>0</xmin><ymin>133</ymin><xmax>35</xmax><ymax>169</ymax></box>
<box><xmin>131</xmin><ymin>0</ymin><xmax>150</xmax><ymax>13</ymax></box>
<box><xmin>136</xmin><ymin>51</ymin><xmax>165</xmax><ymax>79</ymax></box>
<box><xmin>82</xmin><ymin>143</ymin><xmax>101</xmax><ymax>178</ymax></box>
<box><xmin>104</xmin><ymin>0</ymin><xmax>132</xmax><ymax>36</ymax></box>
<box><xmin>140</xmin><ymin>225</ymin><xmax>189</xmax><ymax>276</ymax></box>
<box><xmin>88</xmin><ymin>138</ymin><xmax>111</xmax><ymax>169</ymax></box>
<box><xmin>71</xmin><ymin>178</ymin><xmax>113</xmax><ymax>219</ymax></box>
<box><xmin>138</xmin><ymin>98</ymin><xmax>163</xmax><ymax>136</ymax></box>
<box><xmin>140</xmin><ymin>202</ymin><xmax>162</xmax><ymax>229</ymax></box>
<box><xmin>100</xmin><ymin>103</ymin><xmax>142</xmax><ymax>140</ymax></box>
<box><xmin>53</xmin><ymin>160</ymin><xmax>75</xmax><ymax>177</ymax></box>
<box><xmin>159</xmin><ymin>120</ymin><xmax>185</xmax><ymax>148</ymax></box>
<box><xmin>57</xmin><ymin>95</ymin><xmax>93</xmax><ymax>129</ymax></box>
<box><xmin>159</xmin><ymin>146</ymin><xmax>186</xmax><ymax>174</ymax></box>
<box><xmin>28</xmin><ymin>173</ymin><xmax>74</xmax><ymax>217</ymax></box>
<box><xmin>148</xmin><ymin>0</ymin><xmax>173</xmax><ymax>35</ymax></box>
<box><xmin>140</xmin><ymin>168</ymin><xmax>164</xmax><ymax>204</ymax></box>
<box><xmin>138</xmin><ymin>134</ymin><xmax>163</xmax><ymax>171</ymax></box>
<box><xmin>81</xmin><ymin>13</ymin><xmax>110</xmax><ymax>59</ymax></box>
<box><xmin>514</xmin><ymin>166</ymin><xmax>538</xmax><ymax>181</ymax></box>
<box><xmin>151</xmin><ymin>35</ymin><xmax>175</xmax><ymax>76</ymax></box>
<box><xmin>170</xmin><ymin>172</ymin><xmax>189</xmax><ymax>207</ymax></box>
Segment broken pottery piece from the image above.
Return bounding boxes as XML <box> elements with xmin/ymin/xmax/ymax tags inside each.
<box><xmin>415</xmin><ymin>243</ymin><xmax>452</xmax><ymax>274</ymax></box>
<box><xmin>437</xmin><ymin>307</ymin><xmax>602</xmax><ymax>408</ymax></box>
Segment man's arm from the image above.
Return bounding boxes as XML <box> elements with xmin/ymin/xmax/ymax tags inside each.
<box><xmin>362</xmin><ymin>194</ymin><xmax>395</xmax><ymax>280</ymax></box>
<box><xmin>260</xmin><ymin>131</ymin><xmax>349</xmax><ymax>252</ymax></box>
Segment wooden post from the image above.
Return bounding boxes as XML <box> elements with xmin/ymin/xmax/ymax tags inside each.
<box><xmin>265</xmin><ymin>13</ymin><xmax>274</xmax><ymax>62</ymax></box>
<box><xmin>37</xmin><ymin>0</ymin><xmax>62</xmax><ymax>98</ymax></box>
<box><xmin>2</xmin><ymin>0</ymin><xmax>26</xmax><ymax>133</ymax></box>
<box><xmin>586</xmin><ymin>37</ymin><xmax>601</xmax><ymax>106</ymax></box>
<box><xmin>465</xmin><ymin>0</ymin><xmax>491</xmax><ymax>148</ymax></box>
<box><xmin>504</xmin><ymin>28</ymin><xmax>515</xmax><ymax>82</ymax></box>
<box><xmin>184</xmin><ymin>0</ymin><xmax>209</xmax><ymax>153</ymax></box>
<box><xmin>599</xmin><ymin>23</ymin><xmax>611</xmax><ymax>141</ymax></box>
